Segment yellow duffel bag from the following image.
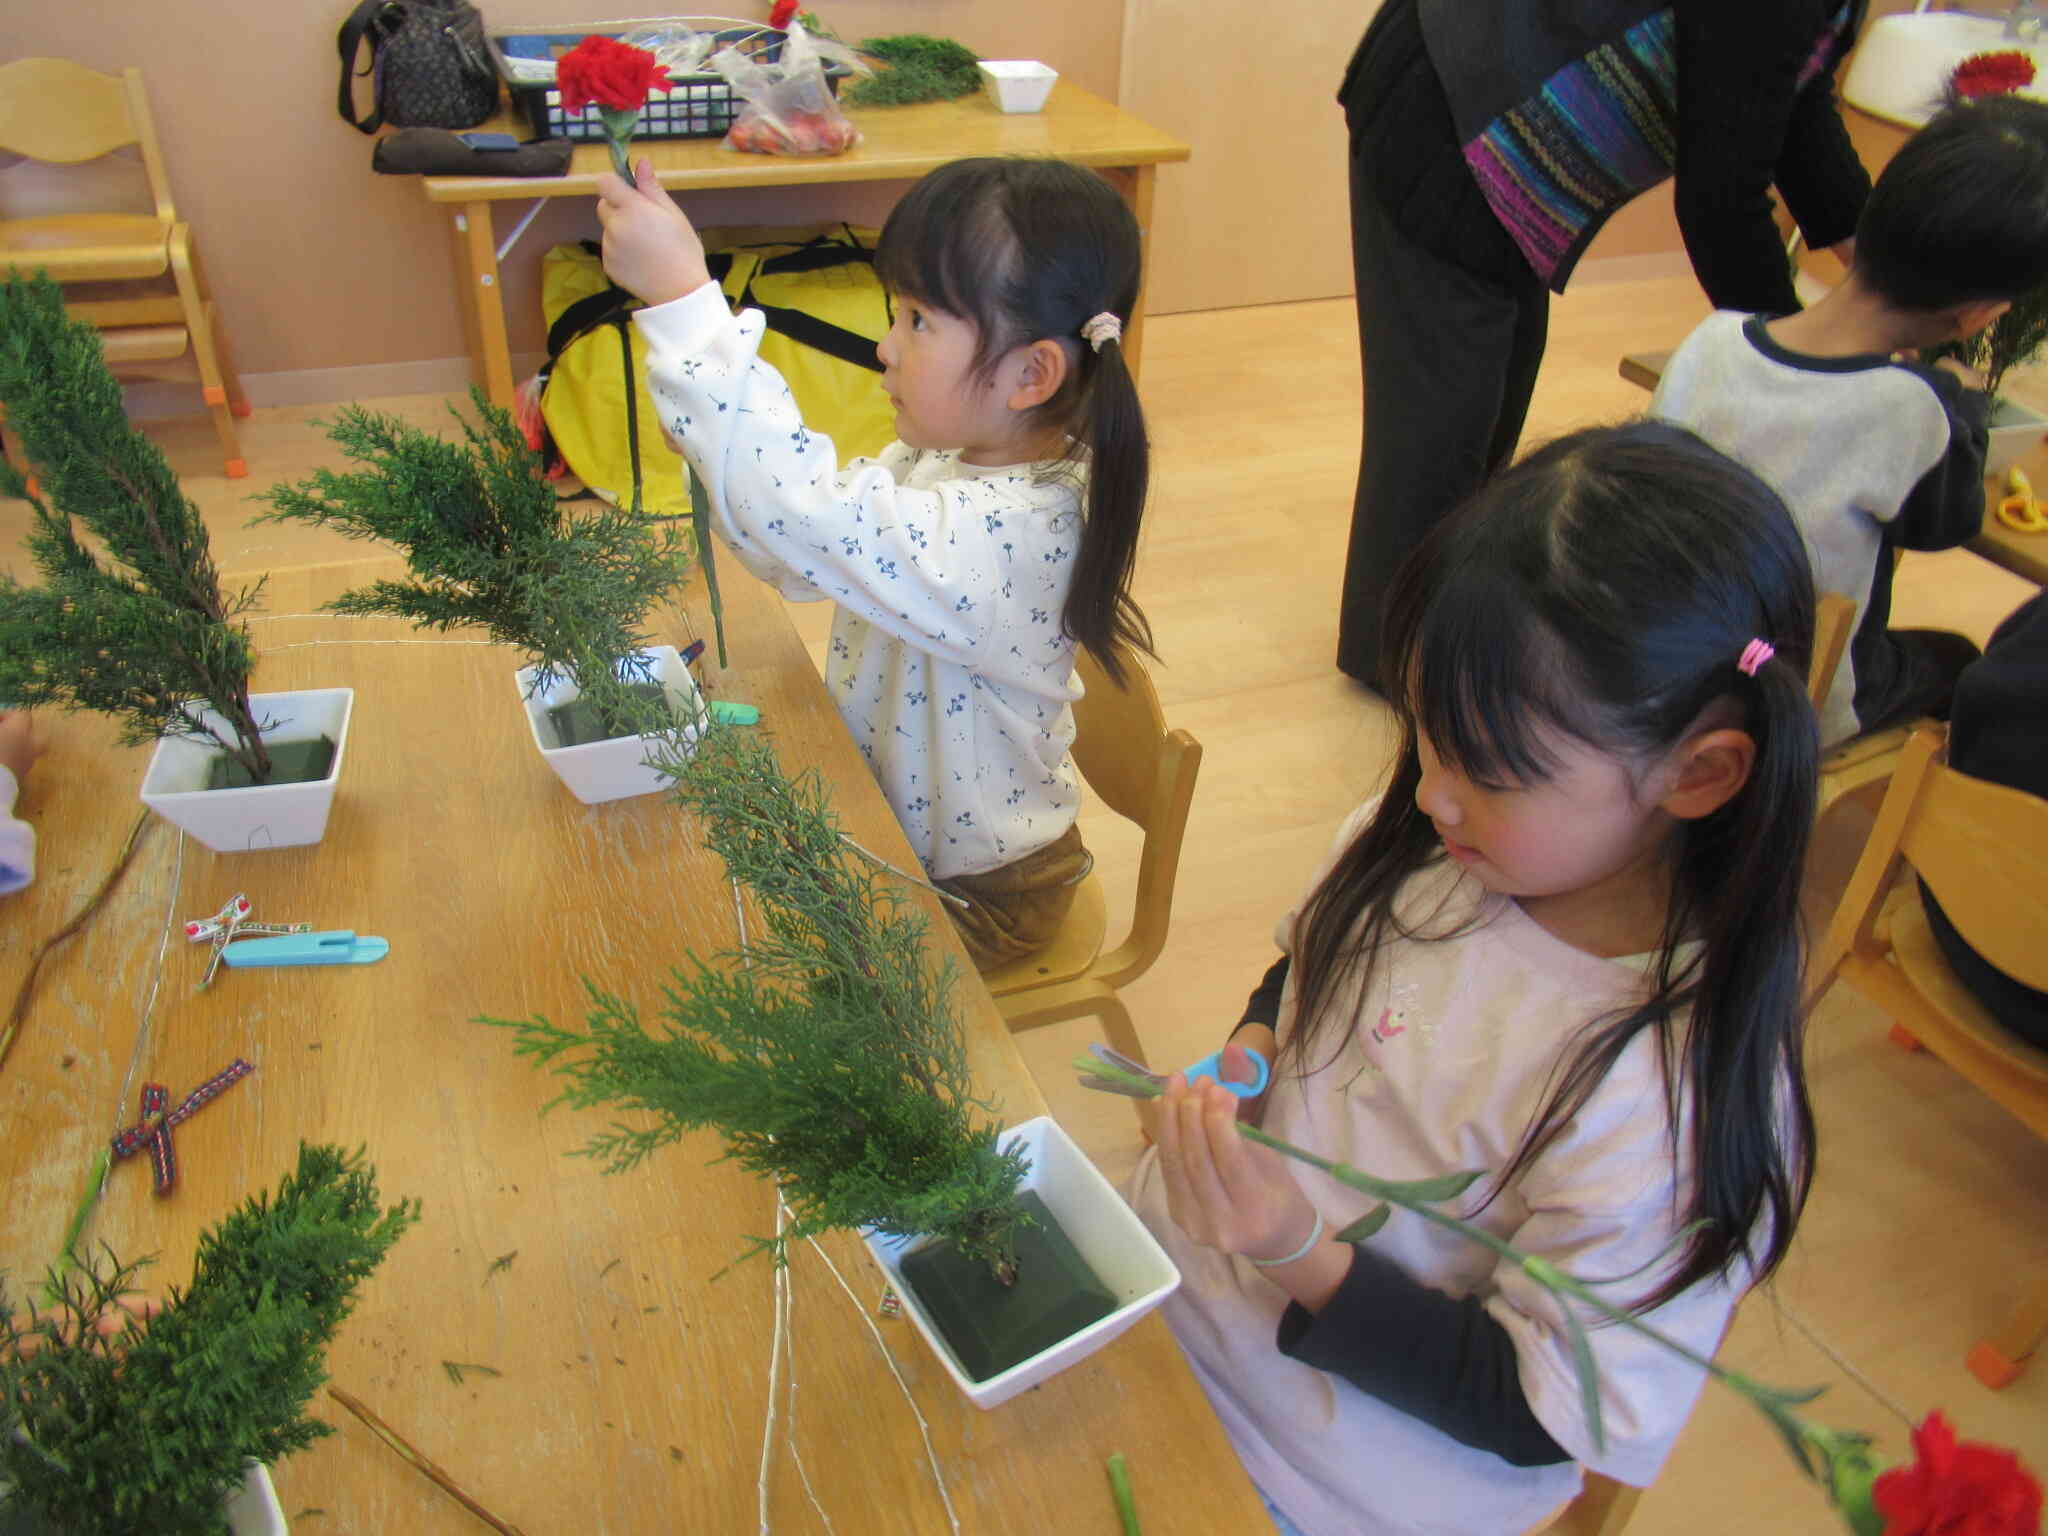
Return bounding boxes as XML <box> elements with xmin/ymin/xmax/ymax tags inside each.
<box><xmin>537</xmin><ymin>226</ymin><xmax>892</xmax><ymax>517</ymax></box>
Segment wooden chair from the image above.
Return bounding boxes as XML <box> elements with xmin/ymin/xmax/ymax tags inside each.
<box><xmin>1806</xmin><ymin>590</ymin><xmax>1929</xmax><ymax>823</ymax></box>
<box><xmin>1811</xmin><ymin>724</ymin><xmax>2048</xmax><ymax>1388</ymax></box>
<box><xmin>0</xmin><ymin>57</ymin><xmax>249</xmax><ymax>478</ymax></box>
<box><xmin>1545</xmin><ymin>1474</ymin><xmax>1640</xmax><ymax>1536</ymax></box>
<box><xmin>979</xmin><ymin>644</ymin><xmax>1202</xmax><ymax>1069</ymax></box>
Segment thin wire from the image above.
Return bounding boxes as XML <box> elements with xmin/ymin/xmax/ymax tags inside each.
<box><xmin>1764</xmin><ymin>1288</ymin><xmax>1917</xmax><ymax>1430</ymax></box>
<box><xmin>836</xmin><ymin>835</ymin><xmax>969</xmax><ymax>911</ymax></box>
<box><xmin>804</xmin><ymin>1235</ymin><xmax>960</xmax><ymax>1536</ymax></box>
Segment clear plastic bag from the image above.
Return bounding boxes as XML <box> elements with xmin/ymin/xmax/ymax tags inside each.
<box><xmin>711</xmin><ymin>22</ymin><xmax>869</xmax><ymax>155</ymax></box>
<box><xmin>616</xmin><ymin>23</ymin><xmax>718</xmax><ymax>78</ymax></box>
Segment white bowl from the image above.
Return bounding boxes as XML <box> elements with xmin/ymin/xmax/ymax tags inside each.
<box><xmin>516</xmin><ymin>646</ymin><xmax>703</xmax><ymax>805</ymax></box>
<box><xmin>140</xmin><ymin>689</ymin><xmax>353</xmax><ymax>854</ymax></box>
<box><xmin>978</xmin><ymin>60</ymin><xmax>1058</xmax><ymax>115</ymax></box>
<box><xmin>863</xmin><ymin>1115</ymin><xmax>1180</xmax><ymax>1410</ymax></box>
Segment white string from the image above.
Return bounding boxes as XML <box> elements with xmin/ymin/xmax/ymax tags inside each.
<box><xmin>112</xmin><ymin>827</ymin><xmax>185</xmax><ymax>1131</ymax></box>
<box><xmin>775</xmin><ymin>1194</ymin><xmax>835</xmax><ymax>1536</ymax></box>
<box><xmin>804</xmin><ymin>1235</ymin><xmax>960</xmax><ymax>1536</ymax></box>
<box><xmin>759</xmin><ymin>1197</ymin><xmax>789</xmax><ymax>1534</ymax></box>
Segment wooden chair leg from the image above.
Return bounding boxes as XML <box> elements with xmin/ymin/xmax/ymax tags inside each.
<box><xmin>1968</xmin><ymin>1279</ymin><xmax>2048</xmax><ymax>1390</ymax></box>
<box><xmin>1544</xmin><ymin>1472</ymin><xmax>1642</xmax><ymax>1535</ymax></box>
<box><xmin>169</xmin><ymin>228</ymin><xmax>247</xmax><ymax>477</ymax></box>
<box><xmin>1094</xmin><ymin>991</ymin><xmax>1150</xmax><ymax>1074</ymax></box>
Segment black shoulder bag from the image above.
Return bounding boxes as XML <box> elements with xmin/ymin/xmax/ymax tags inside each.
<box><xmin>337</xmin><ymin>0</ymin><xmax>500</xmax><ymax>135</ymax></box>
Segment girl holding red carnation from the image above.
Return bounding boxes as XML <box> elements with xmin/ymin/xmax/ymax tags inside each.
<box><xmin>597</xmin><ymin>155</ymin><xmax>1155</xmax><ymax>972</ymax></box>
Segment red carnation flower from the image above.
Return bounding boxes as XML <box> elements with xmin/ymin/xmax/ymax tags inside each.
<box><xmin>556</xmin><ymin>35</ymin><xmax>671</xmax><ymax>115</ymax></box>
<box><xmin>1951</xmin><ymin>50</ymin><xmax>2038</xmax><ymax>99</ymax></box>
<box><xmin>769</xmin><ymin>0</ymin><xmax>801</xmax><ymax>28</ymax></box>
<box><xmin>1872</xmin><ymin>1413</ymin><xmax>2043</xmax><ymax>1536</ymax></box>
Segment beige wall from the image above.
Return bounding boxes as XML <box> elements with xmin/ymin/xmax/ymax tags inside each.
<box><xmin>7</xmin><ymin>0</ymin><xmax>1937</xmax><ymax>397</ymax></box>
<box><xmin>4</xmin><ymin>2</ymin><xmax>1121</xmax><ymax>395</ymax></box>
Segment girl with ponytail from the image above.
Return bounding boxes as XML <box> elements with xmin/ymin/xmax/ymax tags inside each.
<box><xmin>1127</xmin><ymin>422</ymin><xmax>1821</xmax><ymax>1535</ymax></box>
<box><xmin>597</xmin><ymin>156</ymin><xmax>1152</xmax><ymax>969</ymax></box>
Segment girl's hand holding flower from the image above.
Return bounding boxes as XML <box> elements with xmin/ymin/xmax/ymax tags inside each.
<box><xmin>596</xmin><ymin>158</ymin><xmax>711</xmax><ymax>308</ymax></box>
<box><xmin>1158</xmin><ymin>1075</ymin><xmax>1325</xmax><ymax>1266</ymax></box>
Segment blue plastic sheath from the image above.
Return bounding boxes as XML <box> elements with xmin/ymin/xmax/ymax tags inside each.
<box><xmin>220</xmin><ymin>931</ymin><xmax>389</xmax><ymax>968</ymax></box>
<box><xmin>1183</xmin><ymin>1046</ymin><xmax>1271</xmax><ymax>1099</ymax></box>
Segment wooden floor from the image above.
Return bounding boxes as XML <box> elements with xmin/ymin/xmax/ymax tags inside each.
<box><xmin>18</xmin><ymin>272</ymin><xmax>2046</xmax><ymax>1531</ymax></box>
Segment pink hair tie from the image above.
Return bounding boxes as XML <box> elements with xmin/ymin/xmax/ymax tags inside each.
<box><xmin>1080</xmin><ymin>312</ymin><xmax>1123</xmax><ymax>352</ymax></box>
<box><xmin>1736</xmin><ymin>638</ymin><xmax>1776</xmax><ymax>677</ymax></box>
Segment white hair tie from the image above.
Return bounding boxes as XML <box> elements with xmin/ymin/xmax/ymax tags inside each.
<box><xmin>1080</xmin><ymin>312</ymin><xmax>1122</xmax><ymax>352</ymax></box>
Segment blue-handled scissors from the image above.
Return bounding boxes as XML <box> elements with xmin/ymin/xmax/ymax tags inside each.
<box><xmin>1080</xmin><ymin>1041</ymin><xmax>1271</xmax><ymax>1100</ymax></box>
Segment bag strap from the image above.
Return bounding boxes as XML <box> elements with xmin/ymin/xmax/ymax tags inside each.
<box><xmin>721</xmin><ymin>229</ymin><xmax>885</xmax><ymax>374</ymax></box>
<box><xmin>547</xmin><ymin>284</ymin><xmax>639</xmax><ymax>362</ymax></box>
<box><xmin>337</xmin><ymin>0</ymin><xmax>397</xmax><ymax>135</ymax></box>
<box><xmin>549</xmin><ymin>233</ymin><xmax>885</xmax><ymax>376</ymax></box>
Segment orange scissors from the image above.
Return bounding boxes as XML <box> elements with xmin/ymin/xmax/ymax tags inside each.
<box><xmin>1997</xmin><ymin>465</ymin><xmax>2048</xmax><ymax>533</ymax></box>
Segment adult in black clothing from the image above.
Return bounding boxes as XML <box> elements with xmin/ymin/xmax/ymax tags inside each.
<box><xmin>1336</xmin><ymin>0</ymin><xmax>1871</xmax><ymax>684</ymax></box>
<box><xmin>1922</xmin><ymin>591</ymin><xmax>2048</xmax><ymax>1049</ymax></box>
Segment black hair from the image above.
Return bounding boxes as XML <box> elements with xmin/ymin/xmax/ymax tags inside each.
<box><xmin>1857</xmin><ymin>93</ymin><xmax>2048</xmax><ymax>310</ymax></box>
<box><xmin>1282</xmin><ymin>421</ymin><xmax>1821</xmax><ymax>1312</ymax></box>
<box><xmin>875</xmin><ymin>156</ymin><xmax>1152</xmax><ymax>684</ymax></box>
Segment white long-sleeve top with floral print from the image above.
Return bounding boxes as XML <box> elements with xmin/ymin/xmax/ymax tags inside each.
<box><xmin>634</xmin><ymin>281</ymin><xmax>1084</xmax><ymax>880</ymax></box>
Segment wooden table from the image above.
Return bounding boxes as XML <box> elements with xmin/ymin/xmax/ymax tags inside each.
<box><xmin>424</xmin><ymin>83</ymin><xmax>1191</xmax><ymax>409</ymax></box>
<box><xmin>0</xmin><ymin>559</ymin><xmax>1262</xmax><ymax>1532</ymax></box>
<box><xmin>1618</xmin><ymin>347</ymin><xmax>2048</xmax><ymax>586</ymax></box>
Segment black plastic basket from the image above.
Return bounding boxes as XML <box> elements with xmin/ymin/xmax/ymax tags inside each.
<box><xmin>491</xmin><ymin>18</ymin><xmax>845</xmax><ymax>143</ymax></box>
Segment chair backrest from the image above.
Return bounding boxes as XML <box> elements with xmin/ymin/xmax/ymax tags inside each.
<box><xmin>0</xmin><ymin>59</ymin><xmax>173</xmax><ymax>223</ymax></box>
<box><xmin>1809</xmin><ymin>591</ymin><xmax>1856</xmax><ymax>712</ymax></box>
<box><xmin>1893</xmin><ymin>732</ymin><xmax>2048</xmax><ymax>993</ymax></box>
<box><xmin>1068</xmin><ymin>644</ymin><xmax>1202</xmax><ymax>985</ymax></box>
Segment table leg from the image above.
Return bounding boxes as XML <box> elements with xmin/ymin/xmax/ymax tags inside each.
<box><xmin>1103</xmin><ymin>164</ymin><xmax>1158</xmax><ymax>383</ymax></box>
<box><xmin>449</xmin><ymin>201</ymin><xmax>516</xmax><ymax>409</ymax></box>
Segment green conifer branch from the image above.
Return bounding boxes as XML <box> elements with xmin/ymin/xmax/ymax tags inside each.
<box><xmin>1929</xmin><ymin>273</ymin><xmax>2048</xmax><ymax>403</ymax></box>
<box><xmin>486</xmin><ymin>724</ymin><xmax>1030</xmax><ymax>1278</ymax></box>
<box><xmin>0</xmin><ymin>273</ymin><xmax>273</xmax><ymax>782</ymax></box>
<box><xmin>257</xmin><ymin>393</ymin><xmax>692</xmax><ymax>741</ymax></box>
<box><xmin>0</xmin><ymin>1143</ymin><xmax>418</xmax><ymax>1535</ymax></box>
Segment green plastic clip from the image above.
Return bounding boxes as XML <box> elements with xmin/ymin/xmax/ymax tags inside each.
<box><xmin>707</xmin><ymin>700</ymin><xmax>760</xmax><ymax>726</ymax></box>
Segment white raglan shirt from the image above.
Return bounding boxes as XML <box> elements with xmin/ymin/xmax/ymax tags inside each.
<box><xmin>1127</xmin><ymin>810</ymin><xmax>1745</xmax><ymax>1536</ymax></box>
<box><xmin>1650</xmin><ymin>310</ymin><xmax>1963</xmax><ymax>749</ymax></box>
<box><xmin>633</xmin><ymin>282</ymin><xmax>1083</xmax><ymax>879</ymax></box>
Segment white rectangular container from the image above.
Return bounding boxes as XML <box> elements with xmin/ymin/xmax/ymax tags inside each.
<box><xmin>864</xmin><ymin>1115</ymin><xmax>1180</xmax><ymax>1410</ymax></box>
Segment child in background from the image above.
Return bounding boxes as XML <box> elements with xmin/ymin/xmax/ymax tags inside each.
<box><xmin>1920</xmin><ymin>590</ymin><xmax>2048</xmax><ymax>1048</ymax></box>
<box><xmin>595</xmin><ymin>156</ymin><xmax>1152</xmax><ymax>970</ymax></box>
<box><xmin>1652</xmin><ymin>94</ymin><xmax>2048</xmax><ymax>751</ymax></box>
<box><xmin>0</xmin><ymin>710</ymin><xmax>43</xmax><ymax>893</ymax></box>
<box><xmin>1130</xmin><ymin>424</ymin><xmax>1821</xmax><ymax>1536</ymax></box>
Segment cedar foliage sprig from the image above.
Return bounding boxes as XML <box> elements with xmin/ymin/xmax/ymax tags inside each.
<box><xmin>486</xmin><ymin>723</ymin><xmax>1031</xmax><ymax>1279</ymax></box>
<box><xmin>0</xmin><ymin>272</ymin><xmax>272</xmax><ymax>782</ymax></box>
<box><xmin>256</xmin><ymin>392</ymin><xmax>691</xmax><ymax>739</ymax></box>
<box><xmin>0</xmin><ymin>1144</ymin><xmax>418</xmax><ymax>1536</ymax></box>
<box><xmin>841</xmin><ymin>35</ymin><xmax>981</xmax><ymax>106</ymax></box>
<box><xmin>1928</xmin><ymin>275</ymin><xmax>2048</xmax><ymax>404</ymax></box>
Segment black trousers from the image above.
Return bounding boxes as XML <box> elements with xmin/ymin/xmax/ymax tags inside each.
<box><xmin>1336</xmin><ymin>163</ymin><xmax>1549</xmax><ymax>685</ymax></box>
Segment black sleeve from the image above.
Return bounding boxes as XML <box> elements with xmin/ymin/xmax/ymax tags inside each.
<box><xmin>1767</xmin><ymin>12</ymin><xmax>1872</xmax><ymax>252</ymax></box>
<box><xmin>1672</xmin><ymin>0</ymin><xmax>1870</xmax><ymax>314</ymax></box>
<box><xmin>1233</xmin><ymin>954</ymin><xmax>1290</xmax><ymax>1041</ymax></box>
<box><xmin>1890</xmin><ymin>366</ymin><xmax>1990</xmax><ymax>553</ymax></box>
<box><xmin>1276</xmin><ymin>1243</ymin><xmax>1572</xmax><ymax>1467</ymax></box>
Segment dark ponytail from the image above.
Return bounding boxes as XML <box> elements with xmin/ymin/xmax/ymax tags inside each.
<box><xmin>1283</xmin><ymin>421</ymin><xmax>1821</xmax><ymax>1311</ymax></box>
<box><xmin>1065</xmin><ymin>329</ymin><xmax>1152</xmax><ymax>684</ymax></box>
<box><xmin>876</xmin><ymin>157</ymin><xmax>1154</xmax><ymax>685</ymax></box>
